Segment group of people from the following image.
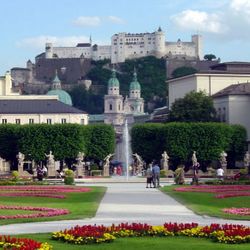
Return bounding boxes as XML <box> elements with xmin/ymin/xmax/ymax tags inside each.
<box><xmin>145</xmin><ymin>161</ymin><xmax>161</xmax><ymax>188</ymax></box>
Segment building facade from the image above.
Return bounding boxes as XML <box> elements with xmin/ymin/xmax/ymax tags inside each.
<box><xmin>213</xmin><ymin>83</ymin><xmax>250</xmax><ymax>148</ymax></box>
<box><xmin>43</xmin><ymin>28</ymin><xmax>202</xmax><ymax>64</ymax></box>
<box><xmin>0</xmin><ymin>72</ymin><xmax>88</xmax><ymax>125</ymax></box>
<box><xmin>167</xmin><ymin>62</ymin><xmax>250</xmax><ymax>108</ymax></box>
<box><xmin>104</xmin><ymin>69</ymin><xmax>145</xmax><ymax>132</ymax></box>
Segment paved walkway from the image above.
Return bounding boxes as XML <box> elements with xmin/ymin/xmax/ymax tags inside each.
<box><xmin>0</xmin><ymin>182</ymin><xmax>249</xmax><ymax>235</ymax></box>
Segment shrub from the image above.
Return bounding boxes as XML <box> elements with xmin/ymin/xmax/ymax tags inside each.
<box><xmin>174</xmin><ymin>165</ymin><xmax>185</xmax><ymax>184</ymax></box>
<box><xmin>11</xmin><ymin>171</ymin><xmax>19</xmax><ymax>181</ymax></box>
<box><xmin>64</xmin><ymin>169</ymin><xmax>74</xmax><ymax>185</ymax></box>
<box><xmin>160</xmin><ymin>169</ymin><xmax>167</xmax><ymax>177</ymax></box>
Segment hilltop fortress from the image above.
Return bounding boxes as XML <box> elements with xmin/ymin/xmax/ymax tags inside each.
<box><xmin>42</xmin><ymin>27</ymin><xmax>202</xmax><ymax>64</ymax></box>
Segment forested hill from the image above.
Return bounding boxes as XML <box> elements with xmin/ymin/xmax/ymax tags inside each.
<box><xmin>69</xmin><ymin>56</ymin><xmax>167</xmax><ymax>114</ymax></box>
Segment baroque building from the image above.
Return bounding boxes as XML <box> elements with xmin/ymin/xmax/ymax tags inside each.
<box><xmin>104</xmin><ymin>69</ymin><xmax>144</xmax><ymax>132</ymax></box>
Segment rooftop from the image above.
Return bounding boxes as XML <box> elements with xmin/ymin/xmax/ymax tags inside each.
<box><xmin>0</xmin><ymin>99</ymin><xmax>87</xmax><ymax>114</ymax></box>
<box><xmin>213</xmin><ymin>82</ymin><xmax>250</xmax><ymax>98</ymax></box>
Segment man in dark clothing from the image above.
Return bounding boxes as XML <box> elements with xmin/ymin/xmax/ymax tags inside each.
<box><xmin>152</xmin><ymin>161</ymin><xmax>160</xmax><ymax>187</ymax></box>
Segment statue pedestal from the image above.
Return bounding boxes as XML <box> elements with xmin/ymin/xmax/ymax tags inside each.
<box><xmin>103</xmin><ymin>165</ymin><xmax>110</xmax><ymax>177</ymax></box>
<box><xmin>18</xmin><ymin>164</ymin><xmax>24</xmax><ymax>176</ymax></box>
<box><xmin>76</xmin><ymin>165</ymin><xmax>84</xmax><ymax>178</ymax></box>
<box><xmin>221</xmin><ymin>163</ymin><xmax>227</xmax><ymax>174</ymax></box>
<box><xmin>47</xmin><ymin>164</ymin><xmax>56</xmax><ymax>177</ymax></box>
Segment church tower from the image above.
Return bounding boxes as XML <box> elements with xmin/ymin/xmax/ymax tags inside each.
<box><xmin>125</xmin><ymin>69</ymin><xmax>144</xmax><ymax>114</ymax></box>
<box><xmin>104</xmin><ymin>68</ymin><xmax>125</xmax><ymax>128</ymax></box>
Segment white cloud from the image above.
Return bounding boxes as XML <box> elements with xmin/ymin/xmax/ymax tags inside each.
<box><xmin>230</xmin><ymin>0</ymin><xmax>250</xmax><ymax>14</ymax></box>
<box><xmin>107</xmin><ymin>16</ymin><xmax>125</xmax><ymax>24</ymax></box>
<box><xmin>171</xmin><ymin>10</ymin><xmax>226</xmax><ymax>34</ymax></box>
<box><xmin>72</xmin><ymin>16</ymin><xmax>101</xmax><ymax>27</ymax></box>
<box><xmin>17</xmin><ymin>35</ymin><xmax>89</xmax><ymax>50</ymax></box>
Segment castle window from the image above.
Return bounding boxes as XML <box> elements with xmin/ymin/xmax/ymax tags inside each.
<box><xmin>61</xmin><ymin>118</ymin><xmax>67</xmax><ymax>124</ymax></box>
<box><xmin>109</xmin><ymin>104</ymin><xmax>112</xmax><ymax>111</ymax></box>
<box><xmin>47</xmin><ymin>119</ymin><xmax>52</xmax><ymax>124</ymax></box>
<box><xmin>2</xmin><ymin>119</ymin><xmax>7</xmax><ymax>124</ymax></box>
<box><xmin>29</xmin><ymin>119</ymin><xmax>34</xmax><ymax>124</ymax></box>
<box><xmin>15</xmin><ymin>119</ymin><xmax>21</xmax><ymax>124</ymax></box>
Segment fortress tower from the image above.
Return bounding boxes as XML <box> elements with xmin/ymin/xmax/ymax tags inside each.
<box><xmin>154</xmin><ymin>26</ymin><xmax>165</xmax><ymax>58</ymax></box>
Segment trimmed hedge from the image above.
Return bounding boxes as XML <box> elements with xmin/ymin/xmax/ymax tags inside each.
<box><xmin>0</xmin><ymin>124</ymin><xmax>115</xmax><ymax>163</ymax></box>
<box><xmin>131</xmin><ymin>122</ymin><xmax>246</xmax><ymax>165</ymax></box>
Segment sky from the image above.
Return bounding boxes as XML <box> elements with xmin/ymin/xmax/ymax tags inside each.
<box><xmin>1</xmin><ymin>0</ymin><xmax>250</xmax><ymax>75</ymax></box>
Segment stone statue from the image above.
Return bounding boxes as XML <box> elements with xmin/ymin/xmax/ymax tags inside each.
<box><xmin>16</xmin><ymin>152</ymin><xmax>25</xmax><ymax>175</ymax></box>
<box><xmin>76</xmin><ymin>152</ymin><xmax>85</xmax><ymax>165</ymax></box>
<box><xmin>16</xmin><ymin>152</ymin><xmax>25</xmax><ymax>166</ymax></box>
<box><xmin>45</xmin><ymin>151</ymin><xmax>54</xmax><ymax>164</ymax></box>
<box><xmin>45</xmin><ymin>151</ymin><xmax>55</xmax><ymax>177</ymax></box>
<box><xmin>219</xmin><ymin>150</ymin><xmax>227</xmax><ymax>171</ymax></box>
<box><xmin>192</xmin><ymin>151</ymin><xmax>198</xmax><ymax>166</ymax></box>
<box><xmin>161</xmin><ymin>151</ymin><xmax>169</xmax><ymax>171</ymax></box>
<box><xmin>244</xmin><ymin>151</ymin><xmax>250</xmax><ymax>175</ymax></box>
<box><xmin>244</xmin><ymin>151</ymin><xmax>250</xmax><ymax>167</ymax></box>
<box><xmin>103</xmin><ymin>153</ymin><xmax>114</xmax><ymax>176</ymax></box>
<box><xmin>132</xmin><ymin>153</ymin><xmax>143</xmax><ymax>175</ymax></box>
<box><xmin>75</xmin><ymin>152</ymin><xmax>85</xmax><ymax>177</ymax></box>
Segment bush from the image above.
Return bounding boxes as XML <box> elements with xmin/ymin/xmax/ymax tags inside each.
<box><xmin>91</xmin><ymin>170</ymin><xmax>102</xmax><ymax>176</ymax></box>
<box><xmin>64</xmin><ymin>169</ymin><xmax>75</xmax><ymax>185</ymax></box>
<box><xmin>131</xmin><ymin>122</ymin><xmax>247</xmax><ymax>165</ymax></box>
<box><xmin>11</xmin><ymin>171</ymin><xmax>19</xmax><ymax>181</ymax></box>
<box><xmin>174</xmin><ymin>165</ymin><xmax>185</xmax><ymax>184</ymax></box>
<box><xmin>160</xmin><ymin>170</ymin><xmax>167</xmax><ymax>177</ymax></box>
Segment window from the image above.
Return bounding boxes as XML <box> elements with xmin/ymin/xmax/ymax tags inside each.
<box><xmin>80</xmin><ymin>119</ymin><xmax>85</xmax><ymax>125</ymax></box>
<box><xmin>2</xmin><ymin>119</ymin><xmax>7</xmax><ymax>124</ymax></box>
<box><xmin>47</xmin><ymin>119</ymin><xmax>52</xmax><ymax>124</ymax></box>
<box><xmin>29</xmin><ymin>119</ymin><xmax>34</xmax><ymax>124</ymax></box>
<box><xmin>61</xmin><ymin>118</ymin><xmax>67</xmax><ymax>124</ymax></box>
<box><xmin>109</xmin><ymin>104</ymin><xmax>113</xmax><ymax>111</ymax></box>
<box><xmin>15</xmin><ymin>119</ymin><xmax>21</xmax><ymax>124</ymax></box>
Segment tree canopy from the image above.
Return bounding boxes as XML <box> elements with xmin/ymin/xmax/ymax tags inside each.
<box><xmin>168</xmin><ymin>91</ymin><xmax>217</xmax><ymax>122</ymax></box>
<box><xmin>204</xmin><ymin>54</ymin><xmax>217</xmax><ymax>61</ymax></box>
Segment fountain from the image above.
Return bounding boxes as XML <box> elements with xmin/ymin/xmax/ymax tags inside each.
<box><xmin>123</xmin><ymin>119</ymin><xmax>130</xmax><ymax>181</ymax></box>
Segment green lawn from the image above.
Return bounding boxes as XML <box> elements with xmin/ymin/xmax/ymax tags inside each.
<box><xmin>19</xmin><ymin>233</ymin><xmax>250</xmax><ymax>250</ymax></box>
<box><xmin>161</xmin><ymin>185</ymin><xmax>250</xmax><ymax>220</ymax></box>
<box><xmin>0</xmin><ymin>186</ymin><xmax>105</xmax><ymax>225</ymax></box>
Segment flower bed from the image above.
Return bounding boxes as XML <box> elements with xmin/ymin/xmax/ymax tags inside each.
<box><xmin>0</xmin><ymin>205</ymin><xmax>69</xmax><ymax>219</ymax></box>
<box><xmin>174</xmin><ymin>185</ymin><xmax>250</xmax><ymax>199</ymax></box>
<box><xmin>0</xmin><ymin>235</ymin><xmax>52</xmax><ymax>250</ymax></box>
<box><xmin>0</xmin><ymin>185</ymin><xmax>91</xmax><ymax>199</ymax></box>
<box><xmin>52</xmin><ymin>222</ymin><xmax>250</xmax><ymax>245</ymax></box>
<box><xmin>223</xmin><ymin>208</ymin><xmax>250</xmax><ymax>216</ymax></box>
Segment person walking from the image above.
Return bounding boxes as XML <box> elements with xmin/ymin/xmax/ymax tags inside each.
<box><xmin>152</xmin><ymin>161</ymin><xmax>160</xmax><ymax>188</ymax></box>
<box><xmin>216</xmin><ymin>166</ymin><xmax>224</xmax><ymax>180</ymax></box>
<box><xmin>145</xmin><ymin>166</ymin><xmax>153</xmax><ymax>188</ymax></box>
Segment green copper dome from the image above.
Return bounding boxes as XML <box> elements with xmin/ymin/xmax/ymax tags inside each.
<box><xmin>129</xmin><ymin>71</ymin><xmax>141</xmax><ymax>91</ymax></box>
<box><xmin>108</xmin><ymin>68</ymin><xmax>120</xmax><ymax>88</ymax></box>
<box><xmin>47</xmin><ymin>89</ymin><xmax>73</xmax><ymax>106</ymax></box>
<box><xmin>46</xmin><ymin>72</ymin><xmax>73</xmax><ymax>106</ymax></box>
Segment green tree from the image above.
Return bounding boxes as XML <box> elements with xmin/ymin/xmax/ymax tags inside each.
<box><xmin>169</xmin><ymin>91</ymin><xmax>217</xmax><ymax>122</ymax></box>
<box><xmin>204</xmin><ymin>54</ymin><xmax>216</xmax><ymax>61</ymax></box>
<box><xmin>69</xmin><ymin>85</ymin><xmax>104</xmax><ymax>114</ymax></box>
<box><xmin>171</xmin><ymin>66</ymin><xmax>197</xmax><ymax>78</ymax></box>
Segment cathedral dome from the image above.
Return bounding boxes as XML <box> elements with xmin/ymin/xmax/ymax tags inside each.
<box><xmin>129</xmin><ymin>71</ymin><xmax>141</xmax><ymax>91</ymax></box>
<box><xmin>46</xmin><ymin>72</ymin><xmax>73</xmax><ymax>106</ymax></box>
<box><xmin>108</xmin><ymin>68</ymin><xmax>120</xmax><ymax>88</ymax></box>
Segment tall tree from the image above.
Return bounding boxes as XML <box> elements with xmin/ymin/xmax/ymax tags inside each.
<box><xmin>204</xmin><ymin>54</ymin><xmax>216</xmax><ymax>61</ymax></box>
<box><xmin>169</xmin><ymin>91</ymin><xmax>217</xmax><ymax>122</ymax></box>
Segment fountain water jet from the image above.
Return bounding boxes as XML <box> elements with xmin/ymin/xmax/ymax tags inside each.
<box><xmin>123</xmin><ymin>119</ymin><xmax>131</xmax><ymax>181</ymax></box>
